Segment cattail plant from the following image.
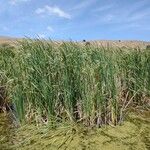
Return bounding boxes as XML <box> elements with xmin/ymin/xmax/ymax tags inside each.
<box><xmin>0</xmin><ymin>39</ymin><xmax>149</xmax><ymax>127</ymax></box>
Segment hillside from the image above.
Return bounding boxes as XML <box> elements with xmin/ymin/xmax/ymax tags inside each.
<box><xmin>0</xmin><ymin>36</ymin><xmax>150</xmax><ymax>48</ymax></box>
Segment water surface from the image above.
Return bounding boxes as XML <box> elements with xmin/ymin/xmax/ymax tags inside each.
<box><xmin>0</xmin><ymin>111</ymin><xmax>150</xmax><ymax>150</ymax></box>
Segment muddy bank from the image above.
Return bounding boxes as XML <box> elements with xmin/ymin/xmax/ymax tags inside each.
<box><xmin>0</xmin><ymin>112</ymin><xmax>150</xmax><ymax>150</ymax></box>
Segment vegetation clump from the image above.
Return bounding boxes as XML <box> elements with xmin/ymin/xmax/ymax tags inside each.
<box><xmin>0</xmin><ymin>39</ymin><xmax>150</xmax><ymax>127</ymax></box>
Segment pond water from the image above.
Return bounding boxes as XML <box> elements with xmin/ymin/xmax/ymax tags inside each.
<box><xmin>0</xmin><ymin>111</ymin><xmax>150</xmax><ymax>150</ymax></box>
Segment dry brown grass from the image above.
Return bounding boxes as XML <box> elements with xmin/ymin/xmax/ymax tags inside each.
<box><xmin>88</xmin><ymin>40</ymin><xmax>150</xmax><ymax>49</ymax></box>
<box><xmin>0</xmin><ymin>36</ymin><xmax>150</xmax><ymax>48</ymax></box>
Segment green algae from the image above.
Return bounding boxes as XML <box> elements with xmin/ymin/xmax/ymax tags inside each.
<box><xmin>0</xmin><ymin>113</ymin><xmax>16</xmax><ymax>150</ymax></box>
<box><xmin>0</xmin><ymin>112</ymin><xmax>150</xmax><ymax>150</ymax></box>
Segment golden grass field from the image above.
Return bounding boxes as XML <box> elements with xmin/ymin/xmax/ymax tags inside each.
<box><xmin>0</xmin><ymin>36</ymin><xmax>150</xmax><ymax>48</ymax></box>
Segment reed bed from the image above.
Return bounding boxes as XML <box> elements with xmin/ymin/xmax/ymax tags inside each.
<box><xmin>0</xmin><ymin>39</ymin><xmax>150</xmax><ymax>127</ymax></box>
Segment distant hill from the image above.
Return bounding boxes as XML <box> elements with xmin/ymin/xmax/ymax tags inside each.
<box><xmin>0</xmin><ymin>36</ymin><xmax>19</xmax><ymax>45</ymax></box>
<box><xmin>89</xmin><ymin>40</ymin><xmax>150</xmax><ymax>49</ymax></box>
<box><xmin>0</xmin><ymin>36</ymin><xmax>150</xmax><ymax>49</ymax></box>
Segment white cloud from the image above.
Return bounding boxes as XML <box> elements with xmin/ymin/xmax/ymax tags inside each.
<box><xmin>35</xmin><ymin>8</ymin><xmax>45</xmax><ymax>14</ymax></box>
<box><xmin>47</xmin><ymin>26</ymin><xmax>54</xmax><ymax>32</ymax></box>
<box><xmin>9</xmin><ymin>0</ymin><xmax>30</xmax><ymax>5</ymax></box>
<box><xmin>35</xmin><ymin>5</ymin><xmax>71</xmax><ymax>19</ymax></box>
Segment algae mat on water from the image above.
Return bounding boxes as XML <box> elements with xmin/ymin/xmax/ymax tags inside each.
<box><xmin>0</xmin><ymin>113</ymin><xmax>16</xmax><ymax>150</ymax></box>
<box><xmin>0</xmin><ymin>112</ymin><xmax>150</xmax><ymax>150</ymax></box>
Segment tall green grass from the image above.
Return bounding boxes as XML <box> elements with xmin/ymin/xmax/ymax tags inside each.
<box><xmin>0</xmin><ymin>40</ymin><xmax>150</xmax><ymax>127</ymax></box>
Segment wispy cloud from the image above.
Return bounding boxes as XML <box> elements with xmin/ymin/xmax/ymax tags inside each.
<box><xmin>93</xmin><ymin>0</ymin><xmax>150</xmax><ymax>25</ymax></box>
<box><xmin>112</xmin><ymin>22</ymin><xmax>150</xmax><ymax>32</ymax></box>
<box><xmin>103</xmin><ymin>14</ymin><xmax>115</xmax><ymax>22</ymax></box>
<box><xmin>9</xmin><ymin>0</ymin><xmax>30</xmax><ymax>5</ymax></box>
<box><xmin>125</xmin><ymin>0</ymin><xmax>149</xmax><ymax>15</ymax></box>
<box><xmin>71</xmin><ymin>0</ymin><xmax>95</xmax><ymax>10</ymax></box>
<box><xmin>113</xmin><ymin>23</ymin><xmax>141</xmax><ymax>31</ymax></box>
<box><xmin>93</xmin><ymin>4</ymin><xmax>115</xmax><ymax>12</ymax></box>
<box><xmin>47</xmin><ymin>26</ymin><xmax>54</xmax><ymax>32</ymax></box>
<box><xmin>35</xmin><ymin>5</ymin><xmax>71</xmax><ymax>19</ymax></box>
<box><xmin>2</xmin><ymin>26</ymin><xmax>9</xmax><ymax>31</ymax></box>
<box><xmin>127</xmin><ymin>9</ymin><xmax>150</xmax><ymax>22</ymax></box>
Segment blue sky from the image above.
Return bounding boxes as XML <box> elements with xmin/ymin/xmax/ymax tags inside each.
<box><xmin>0</xmin><ymin>0</ymin><xmax>150</xmax><ymax>41</ymax></box>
